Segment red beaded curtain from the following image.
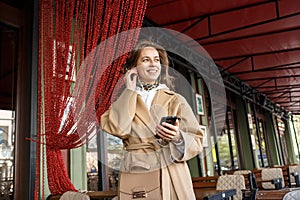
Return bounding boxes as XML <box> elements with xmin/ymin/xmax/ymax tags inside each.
<box><xmin>36</xmin><ymin>0</ymin><xmax>147</xmax><ymax>198</ymax></box>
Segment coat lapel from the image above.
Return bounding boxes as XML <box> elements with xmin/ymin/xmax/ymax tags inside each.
<box><xmin>135</xmin><ymin>89</ymin><xmax>175</xmax><ymax>135</ymax></box>
<box><xmin>151</xmin><ymin>89</ymin><xmax>175</xmax><ymax>112</ymax></box>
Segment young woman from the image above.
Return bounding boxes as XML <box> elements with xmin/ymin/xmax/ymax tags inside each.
<box><xmin>101</xmin><ymin>40</ymin><xmax>203</xmax><ymax>199</ymax></box>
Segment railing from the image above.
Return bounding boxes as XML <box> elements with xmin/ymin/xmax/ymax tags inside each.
<box><xmin>0</xmin><ymin>179</ymin><xmax>13</xmax><ymax>200</ymax></box>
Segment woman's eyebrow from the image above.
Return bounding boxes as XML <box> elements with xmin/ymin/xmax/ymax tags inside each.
<box><xmin>141</xmin><ymin>55</ymin><xmax>159</xmax><ymax>59</ymax></box>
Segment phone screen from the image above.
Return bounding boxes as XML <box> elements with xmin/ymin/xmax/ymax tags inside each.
<box><xmin>160</xmin><ymin>116</ymin><xmax>178</xmax><ymax>125</ymax></box>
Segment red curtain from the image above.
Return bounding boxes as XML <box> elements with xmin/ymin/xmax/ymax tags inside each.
<box><xmin>36</xmin><ymin>0</ymin><xmax>147</xmax><ymax>198</ymax></box>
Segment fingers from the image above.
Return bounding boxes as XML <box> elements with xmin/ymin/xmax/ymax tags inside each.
<box><xmin>124</xmin><ymin>68</ymin><xmax>137</xmax><ymax>90</ymax></box>
<box><xmin>155</xmin><ymin>122</ymin><xmax>180</xmax><ymax>141</ymax></box>
<box><xmin>125</xmin><ymin>68</ymin><xmax>137</xmax><ymax>81</ymax></box>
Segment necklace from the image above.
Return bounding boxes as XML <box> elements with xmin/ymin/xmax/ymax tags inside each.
<box><xmin>141</xmin><ymin>82</ymin><xmax>159</xmax><ymax>91</ymax></box>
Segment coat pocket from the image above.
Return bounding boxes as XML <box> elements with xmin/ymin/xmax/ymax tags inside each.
<box><xmin>121</xmin><ymin>150</ymin><xmax>160</xmax><ymax>173</ymax></box>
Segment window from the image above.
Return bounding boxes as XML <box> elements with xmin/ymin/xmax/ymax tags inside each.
<box><xmin>86</xmin><ymin>131</ymin><xmax>123</xmax><ymax>191</ymax></box>
<box><xmin>249</xmin><ymin>105</ymin><xmax>269</xmax><ymax>168</ymax></box>
<box><xmin>218</xmin><ymin>108</ymin><xmax>239</xmax><ymax>173</ymax></box>
<box><xmin>0</xmin><ymin>110</ymin><xmax>15</xmax><ymax>195</ymax></box>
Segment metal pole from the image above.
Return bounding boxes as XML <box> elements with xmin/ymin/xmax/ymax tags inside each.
<box><xmin>208</xmin><ymin>85</ymin><xmax>222</xmax><ymax>176</ymax></box>
<box><xmin>29</xmin><ymin>0</ymin><xmax>39</xmax><ymax>199</ymax></box>
<box><xmin>252</xmin><ymin>105</ymin><xmax>264</xmax><ymax>167</ymax></box>
<box><xmin>242</xmin><ymin>98</ymin><xmax>256</xmax><ymax>168</ymax></box>
<box><xmin>97</xmin><ymin>130</ymin><xmax>108</xmax><ymax>191</ymax></box>
<box><xmin>291</xmin><ymin>115</ymin><xmax>300</xmax><ymax>161</ymax></box>
<box><xmin>274</xmin><ymin>116</ymin><xmax>285</xmax><ymax>165</ymax></box>
<box><xmin>225</xmin><ymin>109</ymin><xmax>234</xmax><ymax>170</ymax></box>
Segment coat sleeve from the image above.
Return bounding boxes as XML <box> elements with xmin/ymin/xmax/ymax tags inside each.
<box><xmin>169</xmin><ymin>94</ymin><xmax>203</xmax><ymax>162</ymax></box>
<box><xmin>100</xmin><ymin>89</ymin><xmax>137</xmax><ymax>139</ymax></box>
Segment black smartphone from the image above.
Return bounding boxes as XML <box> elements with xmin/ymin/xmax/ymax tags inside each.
<box><xmin>155</xmin><ymin>116</ymin><xmax>180</xmax><ymax>139</ymax></box>
<box><xmin>160</xmin><ymin>116</ymin><xmax>179</xmax><ymax>125</ymax></box>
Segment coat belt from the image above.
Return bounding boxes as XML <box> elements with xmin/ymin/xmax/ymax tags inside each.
<box><xmin>125</xmin><ymin>141</ymin><xmax>160</xmax><ymax>151</ymax></box>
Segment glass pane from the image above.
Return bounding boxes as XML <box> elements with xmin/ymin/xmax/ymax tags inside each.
<box><xmin>228</xmin><ymin>111</ymin><xmax>239</xmax><ymax>170</ymax></box>
<box><xmin>230</xmin><ymin>131</ymin><xmax>238</xmax><ymax>170</ymax></box>
<box><xmin>87</xmin><ymin>131</ymin><xmax>123</xmax><ymax>191</ymax></box>
<box><xmin>87</xmin><ymin>135</ymin><xmax>98</xmax><ymax>191</ymax></box>
<box><xmin>273</xmin><ymin>117</ymin><xmax>284</xmax><ymax>164</ymax></box>
<box><xmin>218</xmin><ymin>130</ymin><xmax>231</xmax><ymax>172</ymax></box>
<box><xmin>0</xmin><ymin>110</ymin><xmax>15</xmax><ymax>195</ymax></box>
<box><xmin>259</xmin><ymin>120</ymin><xmax>269</xmax><ymax>167</ymax></box>
<box><xmin>218</xmin><ymin>109</ymin><xmax>239</xmax><ymax>173</ymax></box>
<box><xmin>106</xmin><ymin>134</ymin><xmax>122</xmax><ymax>191</ymax></box>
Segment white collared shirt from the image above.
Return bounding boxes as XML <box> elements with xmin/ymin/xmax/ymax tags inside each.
<box><xmin>135</xmin><ymin>84</ymin><xmax>168</xmax><ymax>110</ymax></box>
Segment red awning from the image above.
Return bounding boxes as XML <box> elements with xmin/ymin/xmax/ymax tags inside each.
<box><xmin>146</xmin><ymin>0</ymin><xmax>300</xmax><ymax>114</ymax></box>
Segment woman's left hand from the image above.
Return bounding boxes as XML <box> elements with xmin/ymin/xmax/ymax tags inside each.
<box><xmin>155</xmin><ymin>120</ymin><xmax>182</xmax><ymax>142</ymax></box>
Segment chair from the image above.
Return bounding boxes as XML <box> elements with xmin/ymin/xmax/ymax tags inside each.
<box><xmin>216</xmin><ymin>174</ymin><xmax>246</xmax><ymax>200</ymax></box>
<box><xmin>233</xmin><ymin>170</ymin><xmax>252</xmax><ymax>175</ymax></box>
<box><xmin>233</xmin><ymin>171</ymin><xmax>258</xmax><ymax>200</ymax></box>
<box><xmin>59</xmin><ymin>191</ymin><xmax>90</xmax><ymax>200</ymax></box>
<box><xmin>288</xmin><ymin>165</ymin><xmax>300</xmax><ymax>188</ymax></box>
<box><xmin>233</xmin><ymin>170</ymin><xmax>257</xmax><ymax>191</ymax></box>
<box><xmin>261</xmin><ymin>168</ymin><xmax>285</xmax><ymax>190</ymax></box>
<box><xmin>283</xmin><ymin>190</ymin><xmax>300</xmax><ymax>200</ymax></box>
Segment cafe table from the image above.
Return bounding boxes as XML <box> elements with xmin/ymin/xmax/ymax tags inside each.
<box><xmin>256</xmin><ymin>188</ymin><xmax>300</xmax><ymax>200</ymax></box>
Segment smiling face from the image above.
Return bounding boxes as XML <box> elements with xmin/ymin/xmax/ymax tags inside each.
<box><xmin>136</xmin><ymin>46</ymin><xmax>161</xmax><ymax>84</ymax></box>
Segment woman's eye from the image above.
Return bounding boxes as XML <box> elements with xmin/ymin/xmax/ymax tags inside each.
<box><xmin>142</xmin><ymin>58</ymin><xmax>149</xmax><ymax>62</ymax></box>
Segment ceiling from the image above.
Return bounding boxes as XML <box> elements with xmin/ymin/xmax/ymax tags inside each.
<box><xmin>145</xmin><ymin>0</ymin><xmax>300</xmax><ymax>115</ymax></box>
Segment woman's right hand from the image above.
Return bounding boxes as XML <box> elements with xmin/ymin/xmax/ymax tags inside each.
<box><xmin>124</xmin><ymin>68</ymin><xmax>138</xmax><ymax>91</ymax></box>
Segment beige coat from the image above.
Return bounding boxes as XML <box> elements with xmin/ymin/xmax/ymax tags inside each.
<box><xmin>101</xmin><ymin>88</ymin><xmax>203</xmax><ymax>200</ymax></box>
